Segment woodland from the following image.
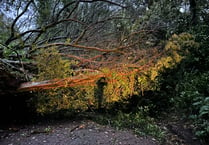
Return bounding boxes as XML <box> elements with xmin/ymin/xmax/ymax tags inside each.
<box><xmin>0</xmin><ymin>0</ymin><xmax>209</xmax><ymax>144</ymax></box>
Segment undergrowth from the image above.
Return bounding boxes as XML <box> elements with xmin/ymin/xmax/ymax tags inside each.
<box><xmin>93</xmin><ymin>108</ymin><xmax>165</xmax><ymax>141</ymax></box>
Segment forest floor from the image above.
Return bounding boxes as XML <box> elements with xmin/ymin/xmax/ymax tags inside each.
<box><xmin>0</xmin><ymin>113</ymin><xmax>204</xmax><ymax>145</ymax></box>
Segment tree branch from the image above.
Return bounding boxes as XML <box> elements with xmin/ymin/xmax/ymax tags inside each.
<box><xmin>66</xmin><ymin>1</ymin><xmax>80</xmax><ymax>18</ymax></box>
<box><xmin>5</xmin><ymin>18</ymin><xmax>86</xmax><ymax>45</ymax></box>
<box><xmin>56</xmin><ymin>1</ymin><xmax>76</xmax><ymax>19</ymax></box>
<box><xmin>37</xmin><ymin>43</ymin><xmax>120</xmax><ymax>53</ymax></box>
<box><xmin>79</xmin><ymin>0</ymin><xmax>127</xmax><ymax>8</ymax></box>
<box><xmin>5</xmin><ymin>0</ymin><xmax>33</xmax><ymax>45</ymax></box>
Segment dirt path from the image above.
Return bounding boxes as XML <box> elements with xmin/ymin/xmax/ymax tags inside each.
<box><xmin>0</xmin><ymin>120</ymin><xmax>158</xmax><ymax>145</ymax></box>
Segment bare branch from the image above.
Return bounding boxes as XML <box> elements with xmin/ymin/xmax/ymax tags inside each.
<box><xmin>0</xmin><ymin>58</ymin><xmax>25</xmax><ymax>73</ymax></box>
<box><xmin>61</xmin><ymin>53</ymin><xmax>92</xmax><ymax>63</ymax></box>
<box><xmin>66</xmin><ymin>1</ymin><xmax>80</xmax><ymax>18</ymax></box>
<box><xmin>73</xmin><ymin>16</ymin><xmax>132</xmax><ymax>44</ymax></box>
<box><xmin>45</xmin><ymin>18</ymin><xmax>87</xmax><ymax>29</ymax></box>
<box><xmin>37</xmin><ymin>43</ymin><xmax>120</xmax><ymax>53</ymax></box>
<box><xmin>5</xmin><ymin>0</ymin><xmax>33</xmax><ymax>45</ymax></box>
<box><xmin>79</xmin><ymin>0</ymin><xmax>127</xmax><ymax>8</ymax></box>
<box><xmin>74</xmin><ymin>29</ymin><xmax>88</xmax><ymax>44</ymax></box>
<box><xmin>5</xmin><ymin>18</ymin><xmax>86</xmax><ymax>45</ymax></box>
<box><xmin>36</xmin><ymin>36</ymin><xmax>68</xmax><ymax>45</ymax></box>
<box><xmin>0</xmin><ymin>59</ymin><xmax>34</xmax><ymax>65</ymax></box>
<box><xmin>52</xmin><ymin>0</ymin><xmax>61</xmax><ymax>19</ymax></box>
<box><xmin>56</xmin><ymin>1</ymin><xmax>76</xmax><ymax>19</ymax></box>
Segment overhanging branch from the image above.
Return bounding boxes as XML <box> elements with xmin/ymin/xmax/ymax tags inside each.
<box><xmin>37</xmin><ymin>43</ymin><xmax>120</xmax><ymax>53</ymax></box>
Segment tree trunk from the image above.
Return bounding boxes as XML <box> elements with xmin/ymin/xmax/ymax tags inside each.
<box><xmin>189</xmin><ymin>0</ymin><xmax>197</xmax><ymax>25</ymax></box>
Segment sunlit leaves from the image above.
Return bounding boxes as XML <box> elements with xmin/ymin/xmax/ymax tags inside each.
<box><xmin>35</xmin><ymin>47</ymin><xmax>73</xmax><ymax>80</ymax></box>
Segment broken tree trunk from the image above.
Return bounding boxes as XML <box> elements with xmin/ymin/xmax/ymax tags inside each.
<box><xmin>18</xmin><ymin>74</ymin><xmax>106</xmax><ymax>91</ymax></box>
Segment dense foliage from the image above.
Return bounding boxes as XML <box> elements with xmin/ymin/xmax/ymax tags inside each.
<box><xmin>0</xmin><ymin>0</ymin><xmax>209</xmax><ymax>142</ymax></box>
<box><xmin>157</xmin><ymin>25</ymin><xmax>209</xmax><ymax>140</ymax></box>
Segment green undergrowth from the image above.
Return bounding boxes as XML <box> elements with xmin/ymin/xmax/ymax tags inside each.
<box><xmin>93</xmin><ymin>109</ymin><xmax>165</xmax><ymax>141</ymax></box>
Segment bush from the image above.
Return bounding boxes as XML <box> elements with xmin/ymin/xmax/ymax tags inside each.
<box><xmin>189</xmin><ymin>25</ymin><xmax>209</xmax><ymax>71</ymax></box>
<box><xmin>177</xmin><ymin>72</ymin><xmax>209</xmax><ymax>139</ymax></box>
<box><xmin>157</xmin><ymin>27</ymin><xmax>209</xmax><ymax>141</ymax></box>
<box><xmin>94</xmin><ymin>108</ymin><xmax>164</xmax><ymax>140</ymax></box>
